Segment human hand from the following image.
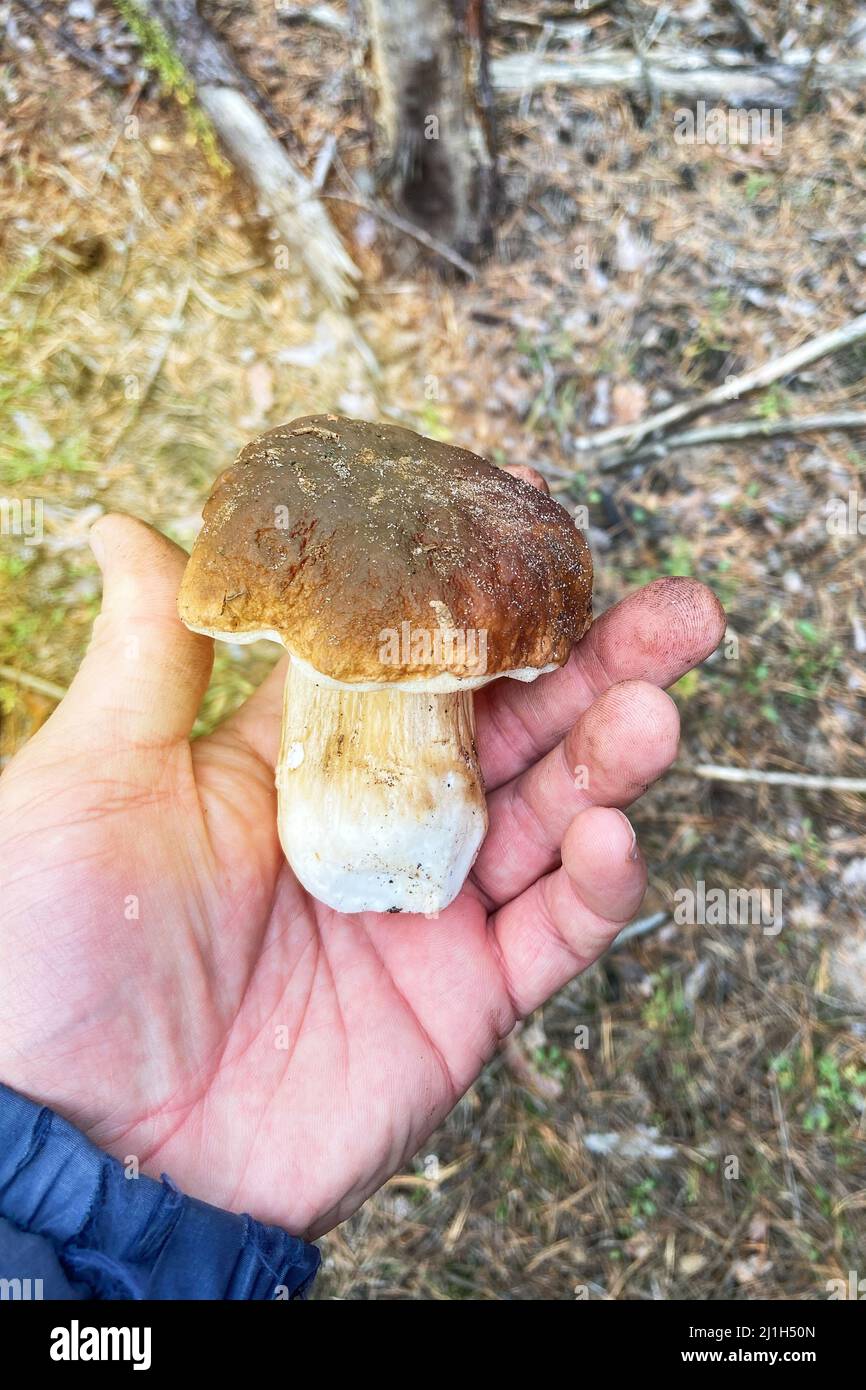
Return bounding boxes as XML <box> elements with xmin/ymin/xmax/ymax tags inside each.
<box><xmin>0</xmin><ymin>514</ymin><xmax>724</xmax><ymax>1237</ymax></box>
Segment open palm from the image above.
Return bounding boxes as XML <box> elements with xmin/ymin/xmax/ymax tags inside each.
<box><xmin>0</xmin><ymin>516</ymin><xmax>724</xmax><ymax>1238</ymax></box>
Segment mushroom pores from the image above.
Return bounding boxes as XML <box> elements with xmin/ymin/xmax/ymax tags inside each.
<box><xmin>179</xmin><ymin>414</ymin><xmax>593</xmax><ymax>915</ymax></box>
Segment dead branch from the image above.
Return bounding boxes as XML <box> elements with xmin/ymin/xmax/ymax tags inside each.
<box><xmin>323</xmin><ymin>191</ymin><xmax>477</xmax><ymax>279</ymax></box>
<box><xmin>595</xmin><ymin>411</ymin><xmax>866</xmax><ymax>472</ymax></box>
<box><xmin>691</xmin><ymin>766</ymin><xmax>866</xmax><ymax>794</ymax></box>
<box><xmin>358</xmin><ymin>0</ymin><xmax>497</xmax><ymax>260</ymax></box>
<box><xmin>574</xmin><ymin>311</ymin><xmax>866</xmax><ymax>463</ymax></box>
<box><xmin>612</xmin><ymin>911</ymin><xmax>670</xmax><ymax>948</ymax></box>
<box><xmin>490</xmin><ymin>45</ymin><xmax>866</xmax><ymax>107</ymax></box>
<box><xmin>0</xmin><ymin>665</ymin><xmax>67</xmax><ymax>701</ymax></box>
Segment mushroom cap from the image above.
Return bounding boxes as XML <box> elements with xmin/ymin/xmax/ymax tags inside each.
<box><xmin>178</xmin><ymin>414</ymin><xmax>593</xmax><ymax>686</ymax></box>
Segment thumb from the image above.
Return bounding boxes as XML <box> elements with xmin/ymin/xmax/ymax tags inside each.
<box><xmin>51</xmin><ymin>513</ymin><xmax>213</xmax><ymax>749</ymax></box>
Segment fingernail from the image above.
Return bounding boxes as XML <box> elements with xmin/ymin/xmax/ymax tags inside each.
<box><xmin>615</xmin><ymin>809</ymin><xmax>639</xmax><ymax>860</ymax></box>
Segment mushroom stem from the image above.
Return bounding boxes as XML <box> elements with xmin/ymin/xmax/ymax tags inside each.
<box><xmin>276</xmin><ymin>660</ymin><xmax>488</xmax><ymax>915</ymax></box>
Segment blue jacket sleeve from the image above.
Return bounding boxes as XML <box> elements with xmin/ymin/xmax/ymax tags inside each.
<box><xmin>0</xmin><ymin>1083</ymin><xmax>320</xmax><ymax>1300</ymax></box>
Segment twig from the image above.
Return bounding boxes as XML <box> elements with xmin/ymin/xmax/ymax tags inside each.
<box><xmin>498</xmin><ymin>4</ymin><xmax>613</xmax><ymax>28</ymax></box>
<box><xmin>311</xmin><ymin>133</ymin><xmax>337</xmax><ymax>191</ymax></box>
<box><xmin>574</xmin><ymin>310</ymin><xmax>866</xmax><ymax>458</ymax></box>
<box><xmin>0</xmin><ymin>665</ymin><xmax>67</xmax><ymax>701</ymax></box>
<box><xmin>322</xmin><ymin>192</ymin><xmax>477</xmax><ymax>280</ymax></box>
<box><xmin>594</xmin><ymin>411</ymin><xmax>866</xmax><ymax>471</ymax></box>
<box><xmin>612</xmin><ymin>911</ymin><xmax>669</xmax><ymax>949</ymax></box>
<box><xmin>690</xmin><ymin>766</ymin><xmax>866</xmax><ymax>794</ymax></box>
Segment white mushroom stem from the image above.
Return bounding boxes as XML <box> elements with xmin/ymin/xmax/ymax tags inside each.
<box><xmin>276</xmin><ymin>660</ymin><xmax>488</xmax><ymax>915</ymax></box>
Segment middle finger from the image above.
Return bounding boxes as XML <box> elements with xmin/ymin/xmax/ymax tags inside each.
<box><xmin>471</xmin><ymin>679</ymin><xmax>680</xmax><ymax>907</ymax></box>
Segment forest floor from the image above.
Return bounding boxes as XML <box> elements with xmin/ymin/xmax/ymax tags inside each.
<box><xmin>1</xmin><ymin>0</ymin><xmax>865</xmax><ymax>1299</ymax></box>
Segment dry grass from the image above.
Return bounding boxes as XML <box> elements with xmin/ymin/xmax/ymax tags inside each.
<box><xmin>1</xmin><ymin>0</ymin><xmax>864</xmax><ymax>1299</ymax></box>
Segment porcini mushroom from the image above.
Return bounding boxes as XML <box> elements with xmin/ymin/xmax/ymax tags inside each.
<box><xmin>179</xmin><ymin>415</ymin><xmax>592</xmax><ymax>915</ymax></box>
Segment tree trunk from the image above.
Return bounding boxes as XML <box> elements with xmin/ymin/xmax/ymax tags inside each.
<box><xmin>361</xmin><ymin>0</ymin><xmax>497</xmax><ymax>261</ymax></box>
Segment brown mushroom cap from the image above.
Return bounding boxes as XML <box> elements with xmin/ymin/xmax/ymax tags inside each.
<box><xmin>178</xmin><ymin>414</ymin><xmax>593</xmax><ymax>685</ymax></box>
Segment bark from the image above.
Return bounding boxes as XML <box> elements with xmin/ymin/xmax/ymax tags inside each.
<box><xmin>360</xmin><ymin>0</ymin><xmax>497</xmax><ymax>261</ymax></box>
<box><xmin>138</xmin><ymin>0</ymin><xmax>360</xmax><ymax>308</ymax></box>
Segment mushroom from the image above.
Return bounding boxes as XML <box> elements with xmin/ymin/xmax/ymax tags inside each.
<box><xmin>178</xmin><ymin>415</ymin><xmax>592</xmax><ymax>915</ymax></box>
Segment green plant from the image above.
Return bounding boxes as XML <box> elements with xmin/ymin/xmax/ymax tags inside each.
<box><xmin>532</xmin><ymin>1044</ymin><xmax>570</xmax><ymax>1082</ymax></box>
<box><xmin>686</xmin><ymin>288</ymin><xmax>733</xmax><ymax>372</ymax></box>
<box><xmin>787</xmin><ymin>817</ymin><xmax>827</xmax><ymax>869</ymax></box>
<box><xmin>744</xmin><ymin>172</ymin><xmax>773</xmax><ymax>201</ymax></box>
<box><xmin>625</xmin><ymin>537</ymin><xmax>695</xmax><ymax>593</ymax></box>
<box><xmin>772</xmin><ymin>1047</ymin><xmax>866</xmax><ymax>1140</ymax></box>
<box><xmin>0</xmin><ymin>552</ymin><xmax>35</xmax><ymax>581</ymax></box>
<box><xmin>789</xmin><ymin>630</ymin><xmax>842</xmax><ymax>701</ymax></box>
<box><xmin>662</xmin><ymin>537</ymin><xmax>694</xmax><ymax>578</ymax></box>
<box><xmin>756</xmin><ymin>384</ymin><xmax>795</xmax><ymax>420</ymax></box>
<box><xmin>643</xmin><ymin>969</ymin><xmax>691</xmax><ymax>1040</ymax></box>
<box><xmin>628</xmin><ymin>1177</ymin><xmax>658</xmax><ymax>1220</ymax></box>
<box><xmin>671</xmin><ymin>668</ymin><xmax>700</xmax><ymax>701</ymax></box>
<box><xmin>416</xmin><ymin>400</ymin><xmax>452</xmax><ymax>441</ymax></box>
<box><xmin>0</xmin><ymin>251</ymin><xmax>42</xmax><ymax>298</ymax></box>
<box><xmin>803</xmin><ymin>1054</ymin><xmax>866</xmax><ymax>1136</ymax></box>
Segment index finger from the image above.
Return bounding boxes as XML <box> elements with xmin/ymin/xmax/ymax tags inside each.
<box><xmin>474</xmin><ymin>577</ymin><xmax>725</xmax><ymax>791</ymax></box>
